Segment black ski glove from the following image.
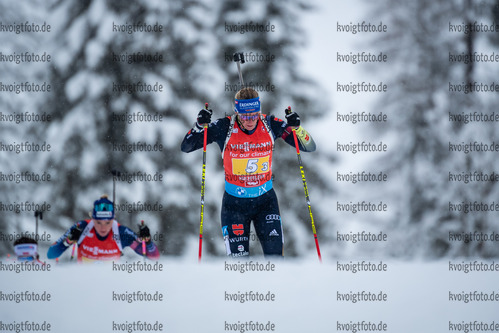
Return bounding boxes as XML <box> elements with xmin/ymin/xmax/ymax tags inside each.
<box><xmin>64</xmin><ymin>224</ymin><xmax>83</xmax><ymax>246</ymax></box>
<box><xmin>196</xmin><ymin>108</ymin><xmax>213</xmax><ymax>127</ymax></box>
<box><xmin>285</xmin><ymin>107</ymin><xmax>301</xmax><ymax>127</ymax></box>
<box><xmin>138</xmin><ymin>222</ymin><xmax>151</xmax><ymax>243</ymax></box>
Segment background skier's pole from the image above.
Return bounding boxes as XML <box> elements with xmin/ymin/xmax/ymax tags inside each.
<box><xmin>198</xmin><ymin>103</ymin><xmax>209</xmax><ymax>262</ymax></box>
<box><xmin>286</xmin><ymin>106</ymin><xmax>322</xmax><ymax>262</ymax></box>
<box><xmin>233</xmin><ymin>52</ymin><xmax>245</xmax><ymax>89</ymax></box>
<box><xmin>111</xmin><ymin>169</ymin><xmax>121</xmax><ymax>208</ymax></box>
<box><xmin>34</xmin><ymin>210</ymin><xmax>43</xmax><ymax>242</ymax></box>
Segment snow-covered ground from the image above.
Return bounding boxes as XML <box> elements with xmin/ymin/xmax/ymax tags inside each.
<box><xmin>2</xmin><ymin>258</ymin><xmax>498</xmax><ymax>333</ymax></box>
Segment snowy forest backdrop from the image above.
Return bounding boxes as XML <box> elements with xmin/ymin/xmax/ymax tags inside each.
<box><xmin>1</xmin><ymin>0</ymin><xmax>498</xmax><ymax>260</ymax></box>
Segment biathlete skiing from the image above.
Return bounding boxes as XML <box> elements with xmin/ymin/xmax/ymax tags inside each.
<box><xmin>13</xmin><ymin>236</ymin><xmax>46</xmax><ymax>265</ymax></box>
<box><xmin>47</xmin><ymin>195</ymin><xmax>160</xmax><ymax>263</ymax></box>
<box><xmin>181</xmin><ymin>87</ymin><xmax>316</xmax><ymax>258</ymax></box>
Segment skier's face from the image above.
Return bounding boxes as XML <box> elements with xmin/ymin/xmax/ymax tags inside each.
<box><xmin>238</xmin><ymin>112</ymin><xmax>259</xmax><ymax>131</ymax></box>
<box><xmin>94</xmin><ymin>219</ymin><xmax>113</xmax><ymax>237</ymax></box>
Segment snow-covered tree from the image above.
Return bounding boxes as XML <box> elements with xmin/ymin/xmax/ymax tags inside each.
<box><xmin>40</xmin><ymin>0</ymin><xmax>220</xmax><ymax>256</ymax></box>
<box><xmin>366</xmin><ymin>0</ymin><xmax>499</xmax><ymax>258</ymax></box>
<box><xmin>0</xmin><ymin>2</ymin><xmax>51</xmax><ymax>254</ymax></box>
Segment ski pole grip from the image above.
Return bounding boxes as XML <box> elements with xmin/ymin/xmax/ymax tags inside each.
<box><xmin>233</xmin><ymin>52</ymin><xmax>245</xmax><ymax>63</ymax></box>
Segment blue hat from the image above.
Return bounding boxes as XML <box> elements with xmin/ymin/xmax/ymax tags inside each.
<box><xmin>92</xmin><ymin>196</ymin><xmax>114</xmax><ymax>220</ymax></box>
<box><xmin>234</xmin><ymin>97</ymin><xmax>261</xmax><ymax>114</ymax></box>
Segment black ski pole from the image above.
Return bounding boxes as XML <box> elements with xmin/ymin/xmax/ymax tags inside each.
<box><xmin>111</xmin><ymin>169</ymin><xmax>121</xmax><ymax>210</ymax></box>
<box><xmin>233</xmin><ymin>52</ymin><xmax>245</xmax><ymax>89</ymax></box>
<box><xmin>34</xmin><ymin>210</ymin><xmax>43</xmax><ymax>242</ymax></box>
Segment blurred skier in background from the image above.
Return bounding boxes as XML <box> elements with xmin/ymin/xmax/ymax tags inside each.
<box><xmin>13</xmin><ymin>236</ymin><xmax>45</xmax><ymax>265</ymax></box>
<box><xmin>181</xmin><ymin>87</ymin><xmax>316</xmax><ymax>258</ymax></box>
<box><xmin>47</xmin><ymin>195</ymin><xmax>160</xmax><ymax>263</ymax></box>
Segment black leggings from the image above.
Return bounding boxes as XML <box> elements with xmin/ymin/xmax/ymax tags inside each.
<box><xmin>221</xmin><ymin>189</ymin><xmax>283</xmax><ymax>257</ymax></box>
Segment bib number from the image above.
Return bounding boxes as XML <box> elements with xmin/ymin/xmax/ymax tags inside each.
<box><xmin>232</xmin><ymin>156</ymin><xmax>270</xmax><ymax>175</ymax></box>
